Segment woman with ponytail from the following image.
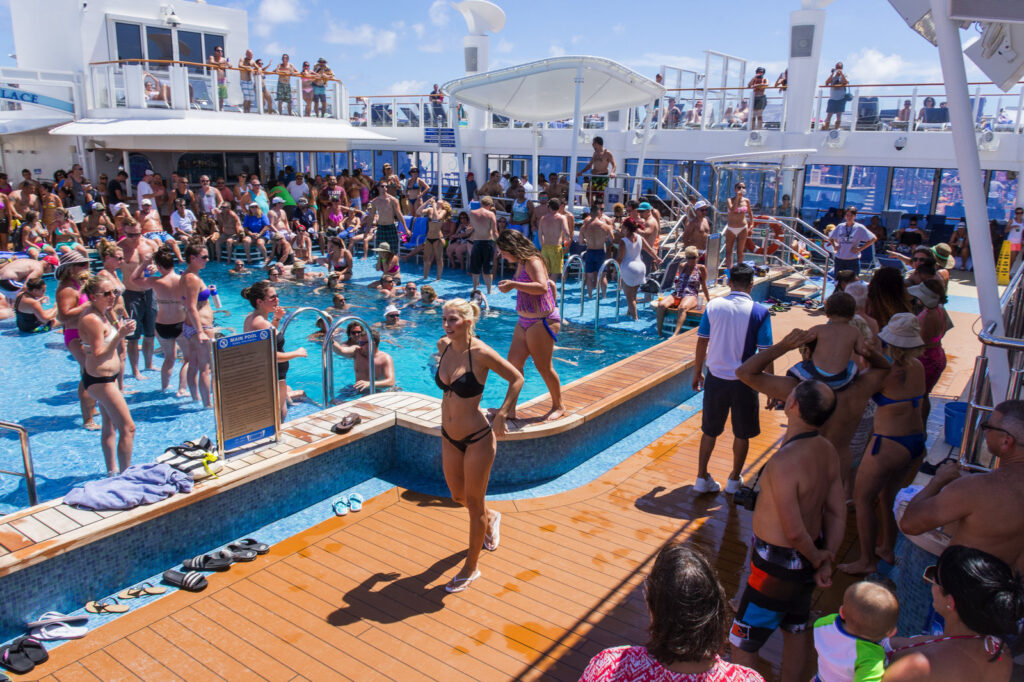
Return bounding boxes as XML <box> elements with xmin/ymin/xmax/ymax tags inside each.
<box><xmin>242</xmin><ymin>280</ymin><xmax>307</xmax><ymax>421</ymax></box>
<box><xmin>128</xmin><ymin>243</ymin><xmax>188</xmax><ymax>393</ymax></box>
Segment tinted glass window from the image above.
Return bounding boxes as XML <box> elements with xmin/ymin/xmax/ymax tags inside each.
<box><xmin>145</xmin><ymin>27</ymin><xmax>172</xmax><ymax>69</ymax></box>
<box><xmin>889</xmin><ymin>168</ymin><xmax>936</xmax><ymax>215</ymax></box>
<box><xmin>802</xmin><ymin>164</ymin><xmax>845</xmax><ymax>216</ymax></box>
<box><xmin>988</xmin><ymin>170</ymin><xmax>1018</xmax><ymax>220</ymax></box>
<box><xmin>115</xmin><ymin>23</ymin><xmax>143</xmax><ymax>61</ymax></box>
<box><xmin>845</xmin><ymin>166</ymin><xmax>889</xmax><ymax>214</ymax></box>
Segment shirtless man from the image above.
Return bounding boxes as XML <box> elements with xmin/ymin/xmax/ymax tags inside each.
<box><xmin>81</xmin><ymin>204</ymin><xmax>114</xmax><ymax>245</ymax></box>
<box><xmin>477</xmin><ymin>171</ymin><xmax>504</xmax><ymax>203</ymax></box>
<box><xmin>215</xmin><ymin>202</ymin><xmax>244</xmax><ymax>260</ymax></box>
<box><xmin>638</xmin><ymin>202</ymin><xmax>660</xmax><ymax>273</ymax></box>
<box><xmin>468</xmin><ymin>196</ymin><xmax>500</xmax><ymax>293</ymax></box>
<box><xmin>547</xmin><ymin>172</ymin><xmax>568</xmax><ymax>202</ymax></box>
<box><xmin>530</xmin><ymin>191</ymin><xmax>552</xmax><ymax>239</ymax></box>
<box><xmin>682</xmin><ymin>200</ymin><xmax>712</xmax><ymax>255</ymax></box>
<box><xmin>576</xmin><ymin>136</ymin><xmax>616</xmax><ymax>205</ymax></box>
<box><xmin>736</xmin><ymin>329</ymin><xmax>891</xmax><ymax>495</ymax></box>
<box><xmin>10</xmin><ymin>181</ymin><xmax>39</xmax><ymax>218</ymax></box>
<box><xmin>118</xmin><ymin>221</ymin><xmax>157</xmax><ymax>380</ymax></box>
<box><xmin>332</xmin><ymin>326</ymin><xmax>396</xmax><ymax>393</ymax></box>
<box><xmin>274</xmin><ymin>54</ymin><xmax>298</xmax><ymax>115</ymax></box>
<box><xmin>747</xmin><ymin>67</ymin><xmax>769</xmax><ymax>130</ymax></box>
<box><xmin>207</xmin><ymin>46</ymin><xmax>229</xmax><ymax>110</ymax></box>
<box><xmin>580</xmin><ymin>201</ymin><xmax>614</xmax><ymax>298</ymax></box>
<box><xmin>268</xmin><ymin>197</ymin><xmax>290</xmax><ymax>237</ymax></box>
<box><xmin>341</xmin><ymin>169</ymin><xmax>363</xmax><ymax>209</ymax></box>
<box><xmin>239</xmin><ymin>49</ymin><xmax>257</xmax><ymax>113</ymax></box>
<box><xmin>364</xmin><ymin>181</ymin><xmax>409</xmax><ymax>252</ymax></box>
<box><xmin>900</xmin><ymin>400</ymin><xmax>1024</xmax><ymax>572</ymax></box>
<box><xmin>729</xmin><ymin>380</ymin><xmax>846</xmax><ymax>682</ymax></box>
<box><xmin>538</xmin><ymin>198</ymin><xmax>572</xmax><ymax>282</ymax></box>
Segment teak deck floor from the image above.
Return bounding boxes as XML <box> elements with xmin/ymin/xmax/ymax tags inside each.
<box><xmin>31</xmin><ymin>408</ymin><xmax>862</xmax><ymax>682</ymax></box>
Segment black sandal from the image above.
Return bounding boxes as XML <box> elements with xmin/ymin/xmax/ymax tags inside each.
<box><xmin>181</xmin><ymin>553</ymin><xmax>233</xmax><ymax>572</ymax></box>
<box><xmin>162</xmin><ymin>569</ymin><xmax>208</xmax><ymax>592</ymax></box>
<box><xmin>331</xmin><ymin>414</ymin><xmax>362</xmax><ymax>435</ymax></box>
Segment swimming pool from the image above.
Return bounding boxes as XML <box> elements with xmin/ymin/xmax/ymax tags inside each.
<box><xmin>0</xmin><ymin>256</ymin><xmax>669</xmax><ymax>514</ymax></box>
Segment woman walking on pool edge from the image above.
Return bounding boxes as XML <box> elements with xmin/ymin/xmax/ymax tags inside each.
<box><xmin>435</xmin><ymin>298</ymin><xmax>523</xmax><ymax>593</ymax></box>
<box><xmin>496</xmin><ymin>229</ymin><xmax>566</xmax><ymax>422</ymax></box>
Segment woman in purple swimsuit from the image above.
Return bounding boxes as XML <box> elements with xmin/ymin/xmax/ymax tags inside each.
<box><xmin>496</xmin><ymin>229</ymin><xmax>566</xmax><ymax>421</ymax></box>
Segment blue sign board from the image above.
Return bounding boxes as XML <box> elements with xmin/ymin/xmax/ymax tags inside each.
<box><xmin>425</xmin><ymin>126</ymin><xmax>456</xmax><ymax>148</ymax></box>
<box><xmin>0</xmin><ymin>88</ymin><xmax>74</xmax><ymax>114</ymax></box>
<box><xmin>213</xmin><ymin>329</ymin><xmax>278</xmax><ymax>455</ymax></box>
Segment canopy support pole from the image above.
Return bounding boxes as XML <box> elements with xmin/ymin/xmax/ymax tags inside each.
<box><xmin>930</xmin><ymin>0</ymin><xmax>1008</xmax><ymax>398</ymax></box>
<box><xmin>567</xmin><ymin>67</ymin><xmax>583</xmax><ymax>209</ymax></box>
<box><xmin>454</xmin><ymin>107</ymin><xmax>469</xmax><ymax>208</ymax></box>
<box><xmin>531</xmin><ymin>127</ymin><xmax>540</xmax><ymax>201</ymax></box>
<box><xmin>634</xmin><ymin>98</ymin><xmax>655</xmax><ymax>200</ymax></box>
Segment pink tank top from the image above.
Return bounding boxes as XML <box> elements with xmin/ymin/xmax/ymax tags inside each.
<box><xmin>515</xmin><ymin>262</ymin><xmax>556</xmax><ymax>316</ymax></box>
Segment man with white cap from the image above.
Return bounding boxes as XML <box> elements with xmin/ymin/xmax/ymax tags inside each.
<box><xmin>136</xmin><ymin>169</ymin><xmax>155</xmax><ymax>207</ymax></box>
<box><xmin>683</xmin><ymin>200</ymin><xmax>712</xmax><ymax>256</ymax></box>
<box><xmin>268</xmin><ymin>196</ymin><xmax>290</xmax><ymax>239</ymax></box>
<box><xmin>379</xmin><ymin>303</ymin><xmax>408</xmax><ymax>329</ymax></box>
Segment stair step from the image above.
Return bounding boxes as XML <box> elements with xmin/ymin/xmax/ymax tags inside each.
<box><xmin>788</xmin><ymin>284</ymin><xmax>822</xmax><ymax>300</ymax></box>
<box><xmin>773</xmin><ymin>274</ymin><xmax>808</xmax><ymax>290</ymax></box>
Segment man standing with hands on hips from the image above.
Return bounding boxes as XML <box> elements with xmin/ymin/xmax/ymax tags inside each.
<box><xmin>829</xmin><ymin>206</ymin><xmax>875</xmax><ymax>278</ymax></box>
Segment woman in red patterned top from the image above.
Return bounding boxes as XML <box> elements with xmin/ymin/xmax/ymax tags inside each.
<box><xmin>581</xmin><ymin>544</ymin><xmax>764</xmax><ymax>682</ymax></box>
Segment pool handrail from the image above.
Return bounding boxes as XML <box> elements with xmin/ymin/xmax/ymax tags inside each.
<box><xmin>559</xmin><ymin>254</ymin><xmax>586</xmax><ymax>321</ymax></box>
<box><xmin>594</xmin><ymin>259</ymin><xmax>623</xmax><ymax>330</ymax></box>
<box><xmin>278</xmin><ymin>307</ymin><xmax>334</xmax><ymax>408</ymax></box>
<box><xmin>324</xmin><ymin>315</ymin><xmax>376</xmax><ymax>398</ymax></box>
<box><xmin>0</xmin><ymin>421</ymin><xmax>37</xmax><ymax>507</ymax></box>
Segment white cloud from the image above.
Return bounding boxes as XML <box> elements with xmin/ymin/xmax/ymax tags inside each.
<box><xmin>419</xmin><ymin>41</ymin><xmax>446</xmax><ymax>54</ymax></box>
<box><xmin>262</xmin><ymin>41</ymin><xmax>294</xmax><ymax>57</ymax></box>
<box><xmin>252</xmin><ymin>0</ymin><xmax>304</xmax><ymax>38</ymax></box>
<box><xmin>428</xmin><ymin>0</ymin><xmax>450</xmax><ymax>27</ymax></box>
<box><xmin>839</xmin><ymin>48</ymin><xmax>942</xmax><ymax>85</ymax></box>
<box><xmin>324</xmin><ymin>21</ymin><xmax>397</xmax><ymax>57</ymax></box>
<box><xmin>385</xmin><ymin>79</ymin><xmax>428</xmax><ymax>95</ymax></box>
<box><xmin>412</xmin><ymin>22</ymin><xmax>426</xmax><ymax>38</ymax></box>
<box><xmin>570</xmin><ymin>35</ymin><xmax>583</xmax><ymax>46</ymax></box>
<box><xmin>496</xmin><ymin>39</ymin><xmax>514</xmax><ymax>54</ymax></box>
<box><xmin>612</xmin><ymin>23</ymin><xmax>625</xmax><ymax>34</ymax></box>
<box><xmin>549</xmin><ymin>43</ymin><xmax>566</xmax><ymax>58</ymax></box>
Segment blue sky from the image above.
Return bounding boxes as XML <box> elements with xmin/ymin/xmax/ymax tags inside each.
<box><xmin>0</xmin><ymin>0</ymin><xmax>985</xmax><ymax>94</ymax></box>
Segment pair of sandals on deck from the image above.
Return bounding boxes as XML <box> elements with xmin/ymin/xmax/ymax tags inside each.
<box><xmin>162</xmin><ymin>538</ymin><xmax>270</xmax><ymax>593</ymax></box>
<box><xmin>445</xmin><ymin>511</ymin><xmax>502</xmax><ymax>594</ymax></box>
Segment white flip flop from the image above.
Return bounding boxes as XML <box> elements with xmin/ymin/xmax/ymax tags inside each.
<box><xmin>31</xmin><ymin>621</ymin><xmax>89</xmax><ymax>641</ymax></box>
<box><xmin>25</xmin><ymin>611</ymin><xmax>89</xmax><ymax>629</ymax></box>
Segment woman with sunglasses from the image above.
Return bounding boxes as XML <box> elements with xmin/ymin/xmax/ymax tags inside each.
<box><xmin>129</xmin><ymin>243</ymin><xmax>188</xmax><ymax>395</ymax></box>
<box><xmin>243</xmin><ymin>280</ymin><xmax>307</xmax><ymax>421</ymax></box>
<box><xmin>56</xmin><ymin>251</ymin><xmax>99</xmax><ymax>429</ymax></box>
<box><xmin>841</xmin><ymin>313</ymin><xmax>926</xmax><ymax>576</ymax></box>
<box><xmin>78</xmin><ymin>275</ymin><xmax>136</xmax><ymax>476</ymax></box>
<box><xmin>96</xmin><ymin>239</ymin><xmax>129</xmax><ymax>388</ymax></box>
<box><xmin>885</xmin><ymin>545</ymin><xmax>1022</xmax><ymax>681</ymax></box>
<box><xmin>724</xmin><ymin>181</ymin><xmax>752</xmax><ymax>269</ymax></box>
<box><xmin>654</xmin><ymin>245</ymin><xmax>710</xmax><ymax>336</ymax></box>
<box><xmin>181</xmin><ymin>242</ymin><xmax>215</xmax><ymax>407</ymax></box>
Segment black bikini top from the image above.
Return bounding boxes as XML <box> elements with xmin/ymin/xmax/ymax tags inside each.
<box><xmin>435</xmin><ymin>343</ymin><xmax>486</xmax><ymax>398</ymax></box>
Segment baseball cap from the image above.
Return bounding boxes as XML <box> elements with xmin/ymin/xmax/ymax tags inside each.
<box><xmin>141</xmin><ymin>199</ymin><xmax>152</xmax><ymax>206</ymax></box>
<box><xmin>693</xmin><ymin>200</ymin><xmax>710</xmax><ymax>211</ymax></box>
<box><xmin>384</xmin><ymin>304</ymin><xmax>400</xmax><ymax>317</ymax></box>
<box><xmin>638</xmin><ymin>202</ymin><xmax>653</xmax><ymax>211</ymax></box>
<box><xmin>271</xmin><ymin>197</ymin><xmax>285</xmax><ymax>204</ymax></box>
<box><xmin>143</xmin><ymin>169</ymin><xmax>153</xmax><ymax>176</ymax></box>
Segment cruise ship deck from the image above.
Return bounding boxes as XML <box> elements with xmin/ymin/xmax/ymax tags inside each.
<box><xmin>16</xmin><ymin>307</ymin><xmax>980</xmax><ymax>681</ymax></box>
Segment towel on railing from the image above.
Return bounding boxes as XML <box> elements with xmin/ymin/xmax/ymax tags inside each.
<box><xmin>63</xmin><ymin>463</ymin><xmax>193</xmax><ymax>511</ymax></box>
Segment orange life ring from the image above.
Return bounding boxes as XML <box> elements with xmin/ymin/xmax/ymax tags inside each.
<box><xmin>744</xmin><ymin>216</ymin><xmax>784</xmax><ymax>255</ymax></box>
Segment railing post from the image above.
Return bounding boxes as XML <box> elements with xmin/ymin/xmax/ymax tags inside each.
<box><xmin>1015</xmin><ymin>83</ymin><xmax>1024</xmax><ymax>134</ymax></box>
<box><xmin>336</xmin><ymin>82</ymin><xmax>345</xmax><ymax>121</ymax></box>
<box><xmin>911</xmin><ymin>87</ymin><xmax>918</xmax><ymax>132</ymax></box>
<box><xmin>256</xmin><ymin>74</ymin><xmax>264</xmax><ymax>115</ymax></box>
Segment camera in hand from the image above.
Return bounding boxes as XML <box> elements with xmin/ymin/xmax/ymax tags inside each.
<box><xmin>733</xmin><ymin>485</ymin><xmax>758</xmax><ymax>511</ymax></box>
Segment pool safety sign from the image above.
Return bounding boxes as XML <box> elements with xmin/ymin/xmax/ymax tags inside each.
<box><xmin>212</xmin><ymin>329</ymin><xmax>280</xmax><ymax>455</ymax></box>
<box><xmin>424</xmin><ymin>127</ymin><xmax>456</xmax><ymax>148</ymax></box>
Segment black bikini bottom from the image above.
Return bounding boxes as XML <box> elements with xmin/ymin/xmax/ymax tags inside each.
<box><xmin>441</xmin><ymin>425</ymin><xmax>491</xmax><ymax>453</ymax></box>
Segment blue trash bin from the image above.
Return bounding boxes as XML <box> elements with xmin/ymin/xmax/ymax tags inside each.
<box><xmin>944</xmin><ymin>401</ymin><xmax>968</xmax><ymax>447</ymax></box>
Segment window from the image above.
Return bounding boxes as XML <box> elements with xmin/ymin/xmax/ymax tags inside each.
<box><xmin>352</xmin><ymin>150</ymin><xmax>373</xmax><ymax>176</ymax></box>
<box><xmin>204</xmin><ymin>34</ymin><xmax>224</xmax><ymax>62</ymax></box>
<box><xmin>145</xmin><ymin>27</ymin><xmax>172</xmax><ymax>69</ymax></box>
<box><xmin>334</xmin><ymin>153</ymin><xmax>349</xmax><ymax>172</ymax></box>
<box><xmin>692</xmin><ymin>162</ymin><xmax>712</xmax><ymax>198</ymax></box>
<box><xmin>115</xmin><ymin>23</ymin><xmax>143</xmax><ymax>61</ymax></box>
<box><xmin>225</xmin><ymin>153</ymin><xmax>258</xmax><ymax>180</ymax></box>
<box><xmin>316</xmin><ymin>153</ymin><xmax>334</xmax><ymax>176</ymax></box>
<box><xmin>396</xmin><ymin>152</ymin><xmax>415</xmax><ymax>179</ymax></box>
<box><xmin>373</xmin><ymin>150</ymin><xmax>394</xmax><ymax>179</ymax></box>
<box><xmin>844</xmin><ymin>166</ymin><xmax>889</xmax><ymax>214</ymax></box>
<box><xmin>625</xmin><ymin>159</ymin><xmax>656</xmax><ymax>195</ymax></box>
<box><xmin>889</xmin><ymin>168</ymin><xmax>936</xmax><ymax>215</ymax></box>
<box><xmin>801</xmin><ymin>164</ymin><xmax>846</xmax><ymax>215</ymax></box>
<box><xmin>177</xmin><ymin>30</ymin><xmax>203</xmax><ymax>71</ymax></box>
<box><xmin>538</xmin><ymin>156</ymin><xmax>565</xmax><ymax>180</ymax></box>
<box><xmin>176</xmin><ymin>153</ymin><xmax>225</xmax><ymax>184</ymax></box>
<box><xmin>988</xmin><ymin>170</ymin><xmax>1018</xmax><ymax>220</ymax></box>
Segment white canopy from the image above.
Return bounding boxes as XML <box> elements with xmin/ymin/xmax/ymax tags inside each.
<box><xmin>49</xmin><ymin>113</ymin><xmax>394</xmax><ymax>151</ymax></box>
<box><xmin>442</xmin><ymin>56</ymin><xmax>664</xmax><ymax>122</ymax></box>
<box><xmin>0</xmin><ymin>116</ymin><xmax>72</xmax><ymax>136</ymax></box>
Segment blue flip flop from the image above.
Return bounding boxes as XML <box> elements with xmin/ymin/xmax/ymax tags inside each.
<box><xmin>348</xmin><ymin>492</ymin><xmax>364</xmax><ymax>512</ymax></box>
<box><xmin>332</xmin><ymin>498</ymin><xmax>349</xmax><ymax>516</ymax></box>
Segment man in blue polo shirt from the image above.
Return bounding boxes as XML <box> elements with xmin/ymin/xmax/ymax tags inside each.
<box><xmin>692</xmin><ymin>264</ymin><xmax>773</xmax><ymax>494</ymax></box>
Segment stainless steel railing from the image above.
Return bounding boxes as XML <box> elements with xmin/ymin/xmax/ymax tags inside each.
<box><xmin>278</xmin><ymin>307</ymin><xmax>334</xmax><ymax>407</ymax></box>
<box><xmin>594</xmin><ymin>259</ymin><xmax>623</xmax><ymax>330</ymax></box>
<box><xmin>559</xmin><ymin>254</ymin><xmax>586</xmax><ymax>321</ymax></box>
<box><xmin>324</xmin><ymin>315</ymin><xmax>376</xmax><ymax>399</ymax></box>
<box><xmin>0</xmin><ymin>421</ymin><xmax>37</xmax><ymax>507</ymax></box>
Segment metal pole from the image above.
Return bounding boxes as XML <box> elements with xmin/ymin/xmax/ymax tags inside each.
<box><xmin>0</xmin><ymin>421</ymin><xmax>38</xmax><ymax>507</ymax></box>
<box><xmin>594</xmin><ymin>259</ymin><xmax>622</xmax><ymax>330</ymax></box>
<box><xmin>279</xmin><ymin>307</ymin><xmax>333</xmax><ymax>407</ymax></box>
<box><xmin>324</xmin><ymin>315</ymin><xmax>376</xmax><ymax>397</ymax></box>
<box><xmin>635</xmin><ymin>98</ymin><xmax>655</xmax><ymax>201</ymax></box>
<box><xmin>452</xmin><ymin>97</ymin><xmax>469</xmax><ymax>208</ymax></box>
<box><xmin>567</xmin><ymin>67</ymin><xmax>584</xmax><ymax>210</ymax></box>
<box><xmin>531</xmin><ymin>128</ymin><xmax>540</xmax><ymax>201</ymax></box>
<box><xmin>930</xmin><ymin>0</ymin><xmax>1010</xmax><ymax>399</ymax></box>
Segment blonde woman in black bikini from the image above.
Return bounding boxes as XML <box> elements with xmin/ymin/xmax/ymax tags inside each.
<box><xmin>724</xmin><ymin>181</ymin><xmax>752</xmax><ymax>269</ymax></box>
<box><xmin>418</xmin><ymin>197</ymin><xmax>451</xmax><ymax>280</ymax></box>
<box><xmin>95</xmin><ymin>239</ymin><xmax>128</xmax><ymax>389</ymax></box>
<box><xmin>129</xmin><ymin>244</ymin><xmax>188</xmax><ymax>394</ymax></box>
<box><xmin>78</xmin><ymin>275</ymin><xmax>136</xmax><ymax>475</ymax></box>
<box><xmin>56</xmin><ymin>253</ymin><xmax>99</xmax><ymax>430</ymax></box>
<box><xmin>435</xmin><ymin>298</ymin><xmax>523</xmax><ymax>593</ymax></box>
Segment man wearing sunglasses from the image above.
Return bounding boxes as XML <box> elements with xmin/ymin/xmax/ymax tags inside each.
<box><xmin>900</xmin><ymin>400</ymin><xmax>1024</xmax><ymax>572</ymax></box>
<box><xmin>119</xmin><ymin>222</ymin><xmax>157</xmax><ymax>380</ymax></box>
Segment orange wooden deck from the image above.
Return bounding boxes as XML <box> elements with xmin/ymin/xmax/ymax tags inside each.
<box><xmin>30</xmin><ymin>407</ymin><xmax>862</xmax><ymax>682</ymax></box>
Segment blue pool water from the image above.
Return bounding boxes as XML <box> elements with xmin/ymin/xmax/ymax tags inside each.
<box><xmin>0</xmin><ymin>256</ymin><xmax>670</xmax><ymax>513</ymax></box>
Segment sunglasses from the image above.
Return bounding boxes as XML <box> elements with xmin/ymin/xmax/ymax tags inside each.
<box><xmin>923</xmin><ymin>564</ymin><xmax>939</xmax><ymax>586</ymax></box>
<box><xmin>124</xmin><ymin>232</ymin><xmax>142</xmax><ymax>237</ymax></box>
<box><xmin>98</xmin><ymin>290</ymin><xmax>118</xmax><ymax>298</ymax></box>
<box><xmin>980</xmin><ymin>421</ymin><xmax>1014</xmax><ymax>439</ymax></box>
<box><xmin>266</xmin><ymin>294</ymin><xmax>279</xmax><ymax>301</ymax></box>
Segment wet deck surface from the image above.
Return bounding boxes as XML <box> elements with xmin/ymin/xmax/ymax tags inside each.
<box><xmin>26</xmin><ymin>305</ymin><xmax>981</xmax><ymax>681</ymax></box>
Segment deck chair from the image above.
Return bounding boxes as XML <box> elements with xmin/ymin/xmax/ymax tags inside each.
<box><xmin>917</xmin><ymin>107</ymin><xmax>950</xmax><ymax>131</ymax></box>
<box><xmin>875</xmin><ymin>255</ymin><xmax>906</xmax><ymax>273</ymax></box>
<box><xmin>855</xmin><ymin>97</ymin><xmax>880</xmax><ymax>130</ymax></box>
<box><xmin>371</xmin><ymin>104</ymin><xmax>393</xmax><ymax>126</ymax></box>
<box><xmin>400</xmin><ymin>217</ymin><xmax>428</xmax><ymax>261</ymax></box>
<box><xmin>399</xmin><ymin>106</ymin><xmax>420</xmax><ymax>127</ymax></box>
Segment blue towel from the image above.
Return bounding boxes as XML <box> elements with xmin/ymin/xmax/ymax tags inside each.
<box><xmin>63</xmin><ymin>463</ymin><xmax>193</xmax><ymax>511</ymax></box>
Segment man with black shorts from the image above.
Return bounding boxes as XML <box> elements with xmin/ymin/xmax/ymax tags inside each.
<box><xmin>747</xmin><ymin>67</ymin><xmax>769</xmax><ymax>130</ymax></box>
<box><xmin>580</xmin><ymin>201</ymin><xmax>613</xmax><ymax>299</ymax></box>
<box><xmin>468</xmin><ymin>196</ymin><xmax>499</xmax><ymax>294</ymax></box>
<box><xmin>692</xmin><ymin>264</ymin><xmax>772</xmax><ymax>494</ymax></box>
<box><xmin>576</xmin><ymin>136</ymin><xmax>615</xmax><ymax>206</ymax></box>
<box><xmin>119</xmin><ymin>223</ymin><xmax>157</xmax><ymax>380</ymax></box>
<box><xmin>729</xmin><ymin>380</ymin><xmax>844</xmax><ymax>681</ymax></box>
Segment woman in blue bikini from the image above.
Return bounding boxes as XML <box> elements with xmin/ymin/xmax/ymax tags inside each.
<box><xmin>841</xmin><ymin>312</ymin><xmax>926</xmax><ymax>576</ymax></box>
<box><xmin>435</xmin><ymin>298</ymin><xmax>523</xmax><ymax>593</ymax></box>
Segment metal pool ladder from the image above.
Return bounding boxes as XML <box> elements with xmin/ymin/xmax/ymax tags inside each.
<box><xmin>594</xmin><ymin>259</ymin><xmax>622</xmax><ymax>330</ymax></box>
<box><xmin>559</xmin><ymin>254</ymin><xmax>585</xmax><ymax>320</ymax></box>
<box><xmin>0</xmin><ymin>421</ymin><xmax>38</xmax><ymax>506</ymax></box>
<box><xmin>278</xmin><ymin>307</ymin><xmax>335</xmax><ymax>407</ymax></box>
<box><xmin>324</xmin><ymin>315</ymin><xmax>377</xmax><ymax>399</ymax></box>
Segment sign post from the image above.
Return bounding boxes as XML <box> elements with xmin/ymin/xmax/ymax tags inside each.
<box><xmin>211</xmin><ymin>329</ymin><xmax>280</xmax><ymax>459</ymax></box>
